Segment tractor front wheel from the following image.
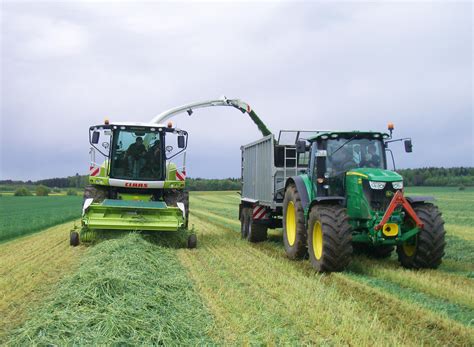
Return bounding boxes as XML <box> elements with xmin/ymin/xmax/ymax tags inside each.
<box><xmin>397</xmin><ymin>203</ymin><xmax>446</xmax><ymax>269</ymax></box>
<box><xmin>307</xmin><ymin>205</ymin><xmax>352</xmax><ymax>272</ymax></box>
<box><xmin>282</xmin><ymin>184</ymin><xmax>307</xmax><ymax>259</ymax></box>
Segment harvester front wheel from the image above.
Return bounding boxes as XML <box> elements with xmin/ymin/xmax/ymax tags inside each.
<box><xmin>70</xmin><ymin>231</ymin><xmax>80</xmax><ymax>247</ymax></box>
<box><xmin>282</xmin><ymin>184</ymin><xmax>307</xmax><ymax>259</ymax></box>
<box><xmin>397</xmin><ymin>203</ymin><xmax>446</xmax><ymax>269</ymax></box>
<box><xmin>187</xmin><ymin>234</ymin><xmax>197</xmax><ymax>249</ymax></box>
<box><xmin>307</xmin><ymin>205</ymin><xmax>352</xmax><ymax>272</ymax></box>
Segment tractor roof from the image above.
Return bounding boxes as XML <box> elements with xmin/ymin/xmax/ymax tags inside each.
<box><xmin>307</xmin><ymin>131</ymin><xmax>389</xmax><ymax>142</ymax></box>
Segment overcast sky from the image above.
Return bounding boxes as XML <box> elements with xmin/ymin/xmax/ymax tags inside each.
<box><xmin>1</xmin><ymin>0</ymin><xmax>472</xmax><ymax>181</ymax></box>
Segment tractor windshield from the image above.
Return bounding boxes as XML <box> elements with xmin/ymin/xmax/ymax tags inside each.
<box><xmin>326</xmin><ymin>137</ymin><xmax>385</xmax><ymax>175</ymax></box>
<box><xmin>110</xmin><ymin>128</ymin><xmax>164</xmax><ymax>181</ymax></box>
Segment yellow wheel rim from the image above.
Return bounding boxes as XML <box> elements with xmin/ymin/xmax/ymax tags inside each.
<box><xmin>313</xmin><ymin>221</ymin><xmax>323</xmax><ymax>260</ymax></box>
<box><xmin>286</xmin><ymin>201</ymin><xmax>296</xmax><ymax>246</ymax></box>
<box><xmin>402</xmin><ymin>243</ymin><xmax>416</xmax><ymax>257</ymax></box>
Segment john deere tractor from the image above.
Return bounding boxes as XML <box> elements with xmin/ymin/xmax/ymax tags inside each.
<box><xmin>71</xmin><ymin>97</ymin><xmax>269</xmax><ymax>247</ymax></box>
<box><xmin>283</xmin><ymin>125</ymin><xmax>446</xmax><ymax>271</ymax></box>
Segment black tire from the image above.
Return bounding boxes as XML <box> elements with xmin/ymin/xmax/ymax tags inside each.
<box><xmin>307</xmin><ymin>205</ymin><xmax>352</xmax><ymax>272</ymax></box>
<box><xmin>83</xmin><ymin>185</ymin><xmax>107</xmax><ymax>204</ymax></box>
<box><xmin>240</xmin><ymin>207</ymin><xmax>249</xmax><ymax>239</ymax></box>
<box><xmin>367</xmin><ymin>245</ymin><xmax>394</xmax><ymax>259</ymax></box>
<box><xmin>164</xmin><ymin>189</ymin><xmax>189</xmax><ymax>229</ymax></box>
<box><xmin>397</xmin><ymin>203</ymin><xmax>446</xmax><ymax>269</ymax></box>
<box><xmin>187</xmin><ymin>234</ymin><xmax>197</xmax><ymax>249</ymax></box>
<box><xmin>248</xmin><ymin>221</ymin><xmax>268</xmax><ymax>243</ymax></box>
<box><xmin>70</xmin><ymin>231</ymin><xmax>80</xmax><ymax>247</ymax></box>
<box><xmin>282</xmin><ymin>184</ymin><xmax>307</xmax><ymax>259</ymax></box>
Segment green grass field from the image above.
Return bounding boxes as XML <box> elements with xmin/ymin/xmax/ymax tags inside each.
<box><xmin>0</xmin><ymin>195</ymin><xmax>82</xmax><ymax>243</ymax></box>
<box><xmin>1</xmin><ymin>187</ymin><xmax>473</xmax><ymax>345</ymax></box>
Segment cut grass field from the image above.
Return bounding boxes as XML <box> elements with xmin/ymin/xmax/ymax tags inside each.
<box><xmin>0</xmin><ymin>195</ymin><xmax>82</xmax><ymax>243</ymax></box>
<box><xmin>2</xmin><ymin>187</ymin><xmax>473</xmax><ymax>344</ymax></box>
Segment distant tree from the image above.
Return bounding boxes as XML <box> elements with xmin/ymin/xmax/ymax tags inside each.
<box><xmin>14</xmin><ymin>187</ymin><xmax>32</xmax><ymax>196</ymax></box>
<box><xmin>66</xmin><ymin>189</ymin><xmax>77</xmax><ymax>196</ymax></box>
<box><xmin>35</xmin><ymin>185</ymin><xmax>51</xmax><ymax>196</ymax></box>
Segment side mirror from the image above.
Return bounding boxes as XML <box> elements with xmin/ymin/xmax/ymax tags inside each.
<box><xmin>177</xmin><ymin>135</ymin><xmax>185</xmax><ymax>149</ymax></box>
<box><xmin>91</xmin><ymin>131</ymin><xmax>100</xmax><ymax>144</ymax></box>
<box><xmin>296</xmin><ymin>140</ymin><xmax>306</xmax><ymax>153</ymax></box>
<box><xmin>404</xmin><ymin>139</ymin><xmax>413</xmax><ymax>153</ymax></box>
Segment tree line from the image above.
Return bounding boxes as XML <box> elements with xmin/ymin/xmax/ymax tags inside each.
<box><xmin>1</xmin><ymin>167</ymin><xmax>472</xmax><ymax>191</ymax></box>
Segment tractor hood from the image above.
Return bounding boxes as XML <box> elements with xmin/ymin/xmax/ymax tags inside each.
<box><xmin>347</xmin><ymin>168</ymin><xmax>403</xmax><ymax>182</ymax></box>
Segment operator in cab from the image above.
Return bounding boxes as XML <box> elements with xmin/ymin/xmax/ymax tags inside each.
<box><xmin>361</xmin><ymin>143</ymin><xmax>381</xmax><ymax>168</ymax></box>
<box><xmin>126</xmin><ymin>137</ymin><xmax>147</xmax><ymax>178</ymax></box>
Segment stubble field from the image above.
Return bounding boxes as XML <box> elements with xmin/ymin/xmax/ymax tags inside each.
<box><xmin>0</xmin><ymin>187</ymin><xmax>473</xmax><ymax>345</ymax></box>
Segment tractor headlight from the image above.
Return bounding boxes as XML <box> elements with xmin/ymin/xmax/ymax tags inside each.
<box><xmin>369</xmin><ymin>181</ymin><xmax>386</xmax><ymax>190</ymax></box>
<box><xmin>392</xmin><ymin>181</ymin><xmax>403</xmax><ymax>190</ymax></box>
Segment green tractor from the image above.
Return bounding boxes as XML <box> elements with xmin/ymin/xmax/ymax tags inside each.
<box><xmin>240</xmin><ymin>124</ymin><xmax>446</xmax><ymax>272</ymax></box>
<box><xmin>72</xmin><ymin>97</ymin><xmax>269</xmax><ymax>247</ymax></box>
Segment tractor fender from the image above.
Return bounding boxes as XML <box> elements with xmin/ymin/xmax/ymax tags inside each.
<box><xmin>406</xmin><ymin>196</ymin><xmax>435</xmax><ymax>204</ymax></box>
<box><xmin>285</xmin><ymin>176</ymin><xmax>311</xmax><ymax>210</ymax></box>
<box><xmin>308</xmin><ymin>197</ymin><xmax>345</xmax><ymax>212</ymax></box>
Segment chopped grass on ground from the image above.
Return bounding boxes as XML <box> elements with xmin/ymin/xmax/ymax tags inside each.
<box><xmin>7</xmin><ymin>233</ymin><xmax>214</xmax><ymax>345</ymax></box>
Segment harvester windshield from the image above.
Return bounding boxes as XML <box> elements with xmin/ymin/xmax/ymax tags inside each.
<box><xmin>326</xmin><ymin>137</ymin><xmax>385</xmax><ymax>175</ymax></box>
<box><xmin>110</xmin><ymin>128</ymin><xmax>164</xmax><ymax>181</ymax></box>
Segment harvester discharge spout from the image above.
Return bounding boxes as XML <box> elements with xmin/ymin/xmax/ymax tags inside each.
<box><xmin>151</xmin><ymin>97</ymin><xmax>272</xmax><ymax>137</ymax></box>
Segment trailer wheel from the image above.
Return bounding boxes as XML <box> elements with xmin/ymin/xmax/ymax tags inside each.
<box><xmin>70</xmin><ymin>231</ymin><xmax>80</xmax><ymax>247</ymax></box>
<box><xmin>282</xmin><ymin>184</ymin><xmax>307</xmax><ymax>259</ymax></box>
<box><xmin>187</xmin><ymin>234</ymin><xmax>197</xmax><ymax>249</ymax></box>
<box><xmin>240</xmin><ymin>208</ymin><xmax>249</xmax><ymax>239</ymax></box>
<box><xmin>248</xmin><ymin>222</ymin><xmax>267</xmax><ymax>243</ymax></box>
<box><xmin>307</xmin><ymin>205</ymin><xmax>352</xmax><ymax>272</ymax></box>
<box><xmin>397</xmin><ymin>203</ymin><xmax>445</xmax><ymax>269</ymax></box>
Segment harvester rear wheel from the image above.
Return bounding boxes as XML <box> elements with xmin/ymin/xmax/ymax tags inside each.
<box><xmin>397</xmin><ymin>203</ymin><xmax>446</xmax><ymax>269</ymax></box>
<box><xmin>187</xmin><ymin>234</ymin><xmax>197</xmax><ymax>249</ymax></box>
<box><xmin>164</xmin><ymin>189</ymin><xmax>189</xmax><ymax>229</ymax></box>
<box><xmin>83</xmin><ymin>185</ymin><xmax>107</xmax><ymax>204</ymax></box>
<box><xmin>70</xmin><ymin>231</ymin><xmax>79</xmax><ymax>247</ymax></box>
<box><xmin>282</xmin><ymin>184</ymin><xmax>307</xmax><ymax>259</ymax></box>
<box><xmin>307</xmin><ymin>205</ymin><xmax>352</xmax><ymax>272</ymax></box>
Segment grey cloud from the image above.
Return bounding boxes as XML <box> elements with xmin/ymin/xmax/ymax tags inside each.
<box><xmin>1</xmin><ymin>1</ymin><xmax>472</xmax><ymax>180</ymax></box>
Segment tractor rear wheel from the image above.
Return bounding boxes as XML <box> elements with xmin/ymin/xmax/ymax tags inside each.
<box><xmin>282</xmin><ymin>184</ymin><xmax>307</xmax><ymax>259</ymax></box>
<box><xmin>70</xmin><ymin>231</ymin><xmax>80</xmax><ymax>247</ymax></box>
<box><xmin>307</xmin><ymin>205</ymin><xmax>352</xmax><ymax>272</ymax></box>
<box><xmin>397</xmin><ymin>203</ymin><xmax>446</xmax><ymax>269</ymax></box>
